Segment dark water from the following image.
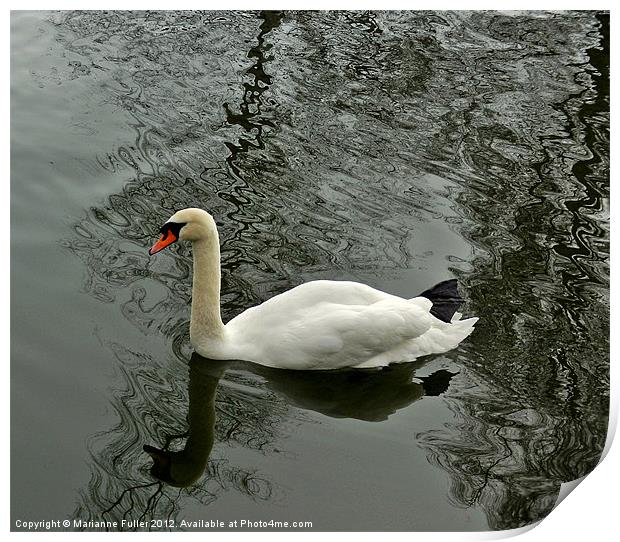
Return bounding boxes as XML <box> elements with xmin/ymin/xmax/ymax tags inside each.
<box><xmin>11</xmin><ymin>10</ymin><xmax>609</xmax><ymax>531</ymax></box>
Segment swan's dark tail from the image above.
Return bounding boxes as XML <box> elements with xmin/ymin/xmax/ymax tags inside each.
<box><xmin>418</xmin><ymin>279</ymin><xmax>464</xmax><ymax>323</ymax></box>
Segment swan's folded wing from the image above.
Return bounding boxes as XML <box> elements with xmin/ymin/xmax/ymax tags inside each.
<box><xmin>275</xmin><ymin>299</ymin><xmax>435</xmax><ymax>369</ymax></box>
<box><xmin>339</xmin><ymin>299</ymin><xmax>433</xmax><ymax>349</ymax></box>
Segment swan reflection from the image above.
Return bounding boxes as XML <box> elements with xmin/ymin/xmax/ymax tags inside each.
<box><xmin>144</xmin><ymin>353</ymin><xmax>457</xmax><ymax>487</ymax></box>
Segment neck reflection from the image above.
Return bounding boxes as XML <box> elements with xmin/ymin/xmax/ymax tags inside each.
<box><xmin>144</xmin><ymin>353</ymin><xmax>457</xmax><ymax>487</ymax></box>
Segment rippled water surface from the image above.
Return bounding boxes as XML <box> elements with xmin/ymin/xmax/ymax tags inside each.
<box><xmin>11</xmin><ymin>10</ymin><xmax>609</xmax><ymax>531</ymax></box>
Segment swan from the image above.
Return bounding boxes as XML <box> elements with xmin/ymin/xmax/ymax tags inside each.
<box><xmin>148</xmin><ymin>208</ymin><xmax>478</xmax><ymax>370</ymax></box>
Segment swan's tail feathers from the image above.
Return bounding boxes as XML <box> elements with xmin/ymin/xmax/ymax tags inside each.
<box><xmin>432</xmin><ymin>316</ymin><xmax>478</xmax><ymax>354</ymax></box>
<box><xmin>418</xmin><ymin>279</ymin><xmax>464</xmax><ymax>323</ymax></box>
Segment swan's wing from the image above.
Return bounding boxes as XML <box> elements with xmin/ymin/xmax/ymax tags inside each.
<box><xmin>260</xmin><ymin>298</ymin><xmax>435</xmax><ymax>370</ymax></box>
<box><xmin>246</xmin><ymin>280</ymin><xmax>397</xmax><ymax>315</ymax></box>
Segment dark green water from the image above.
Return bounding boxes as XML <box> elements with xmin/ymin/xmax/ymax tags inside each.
<box><xmin>11</xmin><ymin>10</ymin><xmax>609</xmax><ymax>531</ymax></box>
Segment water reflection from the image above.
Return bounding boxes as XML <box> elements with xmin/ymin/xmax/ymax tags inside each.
<box><xmin>72</xmin><ymin>343</ymin><xmax>282</xmax><ymax>530</ymax></box>
<box><xmin>144</xmin><ymin>353</ymin><xmax>456</xmax><ymax>489</ymax></box>
<box><xmin>75</xmin><ymin>350</ymin><xmax>454</xmax><ymax>530</ymax></box>
<box><xmin>245</xmin><ymin>358</ymin><xmax>456</xmax><ymax>421</ymax></box>
<box><xmin>414</xmin><ymin>12</ymin><xmax>609</xmax><ymax>529</ymax></box>
<box><xmin>143</xmin><ymin>357</ymin><xmax>226</xmax><ymax>488</ymax></box>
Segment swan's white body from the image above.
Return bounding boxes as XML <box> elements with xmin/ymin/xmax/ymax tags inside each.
<box><xmin>151</xmin><ymin>209</ymin><xmax>478</xmax><ymax>370</ymax></box>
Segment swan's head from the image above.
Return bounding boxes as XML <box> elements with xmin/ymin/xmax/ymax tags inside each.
<box><xmin>148</xmin><ymin>208</ymin><xmax>217</xmax><ymax>255</ymax></box>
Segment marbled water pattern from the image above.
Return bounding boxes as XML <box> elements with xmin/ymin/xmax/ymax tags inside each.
<box><xmin>11</xmin><ymin>10</ymin><xmax>608</xmax><ymax>531</ymax></box>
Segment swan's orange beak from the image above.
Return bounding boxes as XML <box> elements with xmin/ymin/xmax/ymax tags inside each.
<box><xmin>149</xmin><ymin>230</ymin><xmax>178</xmax><ymax>255</ymax></box>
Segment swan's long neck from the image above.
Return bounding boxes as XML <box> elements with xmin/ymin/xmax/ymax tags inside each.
<box><xmin>190</xmin><ymin>236</ymin><xmax>225</xmax><ymax>342</ymax></box>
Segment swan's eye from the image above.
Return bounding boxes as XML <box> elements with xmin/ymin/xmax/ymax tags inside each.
<box><xmin>149</xmin><ymin>222</ymin><xmax>187</xmax><ymax>256</ymax></box>
<box><xmin>160</xmin><ymin>222</ymin><xmax>186</xmax><ymax>237</ymax></box>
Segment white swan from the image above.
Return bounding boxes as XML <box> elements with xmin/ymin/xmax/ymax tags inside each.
<box><xmin>148</xmin><ymin>208</ymin><xmax>478</xmax><ymax>370</ymax></box>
